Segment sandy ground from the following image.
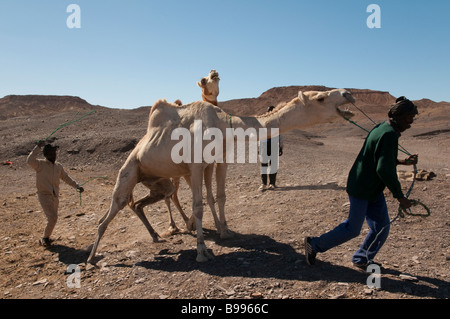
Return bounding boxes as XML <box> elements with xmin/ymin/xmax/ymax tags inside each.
<box><xmin>0</xmin><ymin>90</ymin><xmax>449</xmax><ymax>307</ymax></box>
<box><xmin>1</xmin><ymin>111</ymin><xmax>449</xmax><ymax>302</ymax></box>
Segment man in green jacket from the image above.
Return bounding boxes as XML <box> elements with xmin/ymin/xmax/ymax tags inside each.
<box><xmin>305</xmin><ymin>96</ymin><xmax>418</xmax><ymax>268</ymax></box>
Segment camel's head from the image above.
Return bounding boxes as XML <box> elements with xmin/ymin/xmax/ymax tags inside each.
<box><xmin>298</xmin><ymin>89</ymin><xmax>355</xmax><ymax>121</ymax></box>
<box><xmin>197</xmin><ymin>69</ymin><xmax>220</xmax><ymax>105</ymax></box>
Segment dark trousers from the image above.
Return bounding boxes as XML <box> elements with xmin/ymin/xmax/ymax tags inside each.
<box><xmin>261</xmin><ymin>162</ymin><xmax>277</xmax><ymax>185</ymax></box>
<box><xmin>311</xmin><ymin>193</ymin><xmax>390</xmax><ymax>264</ymax></box>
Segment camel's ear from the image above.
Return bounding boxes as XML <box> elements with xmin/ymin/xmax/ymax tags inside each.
<box><xmin>298</xmin><ymin>91</ymin><xmax>307</xmax><ymax>104</ymax></box>
<box><xmin>198</xmin><ymin>78</ymin><xmax>207</xmax><ymax>88</ymax></box>
<box><xmin>311</xmin><ymin>92</ymin><xmax>328</xmax><ymax>102</ymax></box>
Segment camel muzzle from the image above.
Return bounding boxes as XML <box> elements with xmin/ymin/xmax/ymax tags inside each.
<box><xmin>337</xmin><ymin>91</ymin><xmax>355</xmax><ymax>118</ymax></box>
<box><xmin>337</xmin><ymin>107</ymin><xmax>354</xmax><ymax>119</ymax></box>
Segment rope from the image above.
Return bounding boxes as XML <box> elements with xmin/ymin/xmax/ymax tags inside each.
<box><xmin>346</xmin><ymin>100</ymin><xmax>378</xmax><ymax>126</ymax></box>
<box><xmin>398</xmin><ymin>199</ymin><xmax>431</xmax><ymax>218</ymax></box>
<box><xmin>341</xmin><ymin>96</ymin><xmax>431</xmax><ymax>264</ymax></box>
<box><xmin>364</xmin><ymin>198</ymin><xmax>430</xmax><ymax>265</ymax></box>
<box><xmin>343</xmin><ymin>116</ymin><xmax>370</xmax><ymax>133</ymax></box>
<box><xmin>36</xmin><ymin>110</ymin><xmax>96</xmax><ymax>144</ymax></box>
<box><xmin>343</xmin><ymin>115</ymin><xmax>412</xmax><ymax>157</ymax></box>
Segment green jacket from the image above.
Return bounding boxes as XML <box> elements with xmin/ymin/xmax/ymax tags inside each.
<box><xmin>346</xmin><ymin>121</ymin><xmax>404</xmax><ymax>202</ymax></box>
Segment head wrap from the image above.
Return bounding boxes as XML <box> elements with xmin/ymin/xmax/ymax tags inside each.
<box><xmin>388</xmin><ymin>96</ymin><xmax>418</xmax><ymax>119</ymax></box>
<box><xmin>43</xmin><ymin>144</ymin><xmax>59</xmax><ymax>155</ymax></box>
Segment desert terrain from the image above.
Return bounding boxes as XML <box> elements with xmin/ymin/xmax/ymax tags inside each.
<box><xmin>0</xmin><ymin>86</ymin><xmax>449</xmax><ymax>302</ymax></box>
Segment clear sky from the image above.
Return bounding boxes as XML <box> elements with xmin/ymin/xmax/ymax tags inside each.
<box><xmin>1</xmin><ymin>0</ymin><xmax>449</xmax><ymax>109</ymax></box>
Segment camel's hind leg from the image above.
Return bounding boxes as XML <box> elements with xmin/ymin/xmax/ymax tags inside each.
<box><xmin>87</xmin><ymin>160</ymin><xmax>139</xmax><ymax>264</ymax></box>
<box><xmin>216</xmin><ymin>162</ymin><xmax>233</xmax><ymax>239</ymax></box>
<box><xmin>204</xmin><ymin>164</ymin><xmax>221</xmax><ymax>232</ymax></box>
<box><xmin>183</xmin><ymin>164</ymin><xmax>218</xmax><ymax>233</ymax></box>
<box><xmin>164</xmin><ymin>197</ymin><xmax>180</xmax><ymax>235</ymax></box>
<box><xmin>190</xmin><ymin>166</ymin><xmax>213</xmax><ymax>262</ymax></box>
<box><xmin>169</xmin><ymin>177</ymin><xmax>190</xmax><ymax>232</ymax></box>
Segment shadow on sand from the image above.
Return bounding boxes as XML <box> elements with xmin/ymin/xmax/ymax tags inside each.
<box><xmin>275</xmin><ymin>182</ymin><xmax>346</xmax><ymax>192</ymax></box>
<box><xmin>47</xmin><ymin>244</ymin><xmax>91</xmax><ymax>265</ymax></box>
<box><xmin>130</xmin><ymin>230</ymin><xmax>449</xmax><ymax>299</ymax></box>
<box><xmin>49</xmin><ymin>228</ymin><xmax>448</xmax><ymax>299</ymax></box>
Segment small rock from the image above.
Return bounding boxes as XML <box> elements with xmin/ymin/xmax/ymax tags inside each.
<box><xmin>399</xmin><ymin>274</ymin><xmax>418</xmax><ymax>282</ymax></box>
<box><xmin>32</xmin><ymin>278</ymin><xmax>48</xmax><ymax>286</ymax></box>
<box><xmin>364</xmin><ymin>288</ymin><xmax>374</xmax><ymax>295</ymax></box>
<box><xmin>250</xmin><ymin>292</ymin><xmax>263</xmax><ymax>299</ymax></box>
<box><xmin>125</xmin><ymin>250</ymin><xmax>137</xmax><ymax>258</ymax></box>
<box><xmin>225</xmin><ymin>289</ymin><xmax>235</xmax><ymax>296</ymax></box>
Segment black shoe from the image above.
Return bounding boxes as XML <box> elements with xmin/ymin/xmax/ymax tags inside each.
<box><xmin>352</xmin><ymin>261</ymin><xmax>382</xmax><ymax>271</ymax></box>
<box><xmin>304</xmin><ymin>237</ymin><xmax>317</xmax><ymax>265</ymax></box>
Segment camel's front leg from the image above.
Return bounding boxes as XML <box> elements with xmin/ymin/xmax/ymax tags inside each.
<box><xmin>190</xmin><ymin>167</ymin><xmax>213</xmax><ymax>262</ymax></box>
<box><xmin>88</xmin><ymin>159</ymin><xmax>138</xmax><ymax>264</ymax></box>
<box><xmin>216</xmin><ymin>163</ymin><xmax>233</xmax><ymax>239</ymax></box>
<box><xmin>87</xmin><ymin>201</ymin><xmax>121</xmax><ymax>264</ymax></box>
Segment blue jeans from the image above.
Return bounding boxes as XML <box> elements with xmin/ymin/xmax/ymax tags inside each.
<box><xmin>311</xmin><ymin>193</ymin><xmax>390</xmax><ymax>264</ymax></box>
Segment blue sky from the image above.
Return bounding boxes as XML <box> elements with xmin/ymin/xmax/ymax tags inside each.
<box><xmin>0</xmin><ymin>0</ymin><xmax>449</xmax><ymax>109</ymax></box>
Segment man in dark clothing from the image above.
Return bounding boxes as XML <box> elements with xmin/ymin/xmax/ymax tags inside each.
<box><xmin>305</xmin><ymin>96</ymin><xmax>418</xmax><ymax>268</ymax></box>
<box><xmin>259</xmin><ymin>106</ymin><xmax>284</xmax><ymax>190</ymax></box>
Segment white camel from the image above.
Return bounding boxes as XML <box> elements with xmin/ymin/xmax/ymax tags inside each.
<box><xmin>120</xmin><ymin>70</ymin><xmax>223</xmax><ymax>239</ymax></box>
<box><xmin>87</xmin><ymin>87</ymin><xmax>355</xmax><ymax>263</ymax></box>
<box><xmin>164</xmin><ymin>70</ymin><xmax>223</xmax><ymax>236</ymax></box>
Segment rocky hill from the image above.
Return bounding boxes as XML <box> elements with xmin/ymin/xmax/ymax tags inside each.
<box><xmin>0</xmin><ymin>87</ymin><xmax>448</xmax><ymax>168</ymax></box>
<box><xmin>1</xmin><ymin>86</ymin><xmax>447</xmax><ymax>120</ymax></box>
<box><xmin>0</xmin><ymin>95</ymin><xmax>106</xmax><ymax>120</ymax></box>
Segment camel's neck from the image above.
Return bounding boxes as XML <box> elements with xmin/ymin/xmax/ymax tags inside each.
<box><xmin>227</xmin><ymin>114</ymin><xmax>282</xmax><ymax>141</ymax></box>
<box><xmin>228</xmin><ymin>115</ymin><xmax>266</xmax><ymax>131</ymax></box>
<box><xmin>228</xmin><ymin>99</ymin><xmax>306</xmax><ymax>139</ymax></box>
<box><xmin>202</xmin><ymin>95</ymin><xmax>218</xmax><ymax>106</ymax></box>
